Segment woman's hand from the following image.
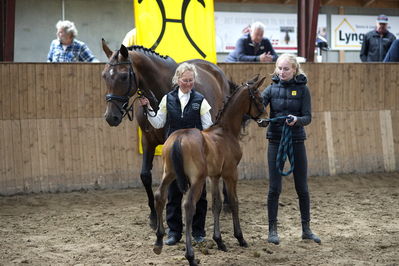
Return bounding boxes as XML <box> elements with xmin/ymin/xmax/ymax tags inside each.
<box><xmin>139</xmin><ymin>97</ymin><xmax>149</xmax><ymax>106</ymax></box>
<box><xmin>286</xmin><ymin>114</ymin><xmax>297</xmax><ymax>126</ymax></box>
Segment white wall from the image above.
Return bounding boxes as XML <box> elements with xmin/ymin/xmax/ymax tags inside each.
<box><xmin>14</xmin><ymin>0</ymin><xmax>134</xmax><ymax>62</ymax></box>
<box><xmin>14</xmin><ymin>0</ymin><xmax>398</xmax><ymax>62</ymax></box>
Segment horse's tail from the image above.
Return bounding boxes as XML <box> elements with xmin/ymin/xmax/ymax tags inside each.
<box><xmin>171</xmin><ymin>136</ymin><xmax>190</xmax><ymax>193</ymax></box>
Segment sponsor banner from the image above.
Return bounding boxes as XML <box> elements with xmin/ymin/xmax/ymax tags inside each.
<box><xmin>215</xmin><ymin>12</ymin><xmax>327</xmax><ymax>53</ymax></box>
<box><xmin>331</xmin><ymin>15</ymin><xmax>399</xmax><ymax>50</ymax></box>
<box><xmin>134</xmin><ymin>0</ymin><xmax>216</xmax><ymax>63</ymax></box>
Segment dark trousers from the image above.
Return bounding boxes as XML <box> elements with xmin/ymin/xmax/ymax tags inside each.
<box><xmin>267</xmin><ymin>141</ymin><xmax>310</xmax><ymax>223</ymax></box>
<box><xmin>166</xmin><ymin>180</ymin><xmax>207</xmax><ymax>239</ymax></box>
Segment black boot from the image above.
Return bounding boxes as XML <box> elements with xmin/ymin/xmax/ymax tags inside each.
<box><xmin>302</xmin><ymin>222</ymin><xmax>321</xmax><ymax>244</ymax></box>
<box><xmin>267</xmin><ymin>222</ymin><xmax>280</xmax><ymax>245</ymax></box>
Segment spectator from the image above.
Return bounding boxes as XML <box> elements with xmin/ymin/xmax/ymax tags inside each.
<box><xmin>259</xmin><ymin>53</ymin><xmax>320</xmax><ymax>245</ymax></box>
<box><xmin>226</xmin><ymin>21</ymin><xmax>278</xmax><ymax>63</ymax></box>
<box><xmin>122</xmin><ymin>28</ymin><xmax>137</xmax><ymax>47</ymax></box>
<box><xmin>360</xmin><ymin>14</ymin><xmax>396</xmax><ymax>62</ymax></box>
<box><xmin>383</xmin><ymin>39</ymin><xmax>399</xmax><ymax>62</ymax></box>
<box><xmin>139</xmin><ymin>63</ymin><xmax>210</xmax><ymax>246</ymax></box>
<box><xmin>47</xmin><ymin>20</ymin><xmax>98</xmax><ymax>62</ymax></box>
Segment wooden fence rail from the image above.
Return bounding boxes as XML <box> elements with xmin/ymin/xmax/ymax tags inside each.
<box><xmin>0</xmin><ymin>63</ymin><xmax>398</xmax><ymax>195</ymax></box>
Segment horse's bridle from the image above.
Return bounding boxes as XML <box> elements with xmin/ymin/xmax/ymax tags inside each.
<box><xmin>105</xmin><ymin>60</ymin><xmax>138</xmax><ymax>120</ymax></box>
<box><xmin>247</xmin><ymin>84</ymin><xmax>265</xmax><ymax>120</ymax></box>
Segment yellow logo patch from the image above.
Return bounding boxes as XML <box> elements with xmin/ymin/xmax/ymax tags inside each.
<box><xmin>292</xmin><ymin>91</ymin><xmax>297</xmax><ymax>96</ymax></box>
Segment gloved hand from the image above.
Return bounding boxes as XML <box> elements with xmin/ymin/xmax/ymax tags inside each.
<box><xmin>257</xmin><ymin>119</ymin><xmax>269</xmax><ymax>128</ymax></box>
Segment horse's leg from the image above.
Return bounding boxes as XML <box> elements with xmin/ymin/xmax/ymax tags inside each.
<box><xmin>140</xmin><ymin>143</ymin><xmax>157</xmax><ymax>229</ymax></box>
<box><xmin>183</xmin><ymin>178</ymin><xmax>205</xmax><ymax>266</ymax></box>
<box><xmin>224</xmin><ymin>171</ymin><xmax>248</xmax><ymax>247</ymax></box>
<box><xmin>210</xmin><ymin>177</ymin><xmax>227</xmax><ymax>251</ymax></box>
<box><xmin>153</xmin><ymin>172</ymin><xmax>174</xmax><ymax>255</ymax></box>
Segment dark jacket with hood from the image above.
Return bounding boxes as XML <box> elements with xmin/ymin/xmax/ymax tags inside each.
<box><xmin>261</xmin><ymin>74</ymin><xmax>311</xmax><ymax>141</ymax></box>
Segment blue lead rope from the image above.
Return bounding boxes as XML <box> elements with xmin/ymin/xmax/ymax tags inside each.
<box><xmin>267</xmin><ymin>116</ymin><xmax>294</xmax><ymax>176</ymax></box>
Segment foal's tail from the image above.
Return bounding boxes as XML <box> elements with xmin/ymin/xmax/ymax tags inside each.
<box><xmin>171</xmin><ymin>136</ymin><xmax>190</xmax><ymax>193</ymax></box>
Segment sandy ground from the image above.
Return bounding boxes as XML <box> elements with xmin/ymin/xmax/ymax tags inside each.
<box><xmin>1</xmin><ymin>172</ymin><xmax>398</xmax><ymax>265</ymax></box>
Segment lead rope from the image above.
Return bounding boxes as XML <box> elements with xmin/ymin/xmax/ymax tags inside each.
<box><xmin>267</xmin><ymin>116</ymin><xmax>294</xmax><ymax>176</ymax></box>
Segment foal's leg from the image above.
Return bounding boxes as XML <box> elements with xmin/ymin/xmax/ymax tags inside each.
<box><xmin>210</xmin><ymin>177</ymin><xmax>227</xmax><ymax>251</ymax></box>
<box><xmin>224</xmin><ymin>172</ymin><xmax>248</xmax><ymax>247</ymax></box>
<box><xmin>183</xmin><ymin>178</ymin><xmax>206</xmax><ymax>266</ymax></box>
<box><xmin>140</xmin><ymin>143</ymin><xmax>157</xmax><ymax>229</ymax></box>
<box><xmin>153</xmin><ymin>172</ymin><xmax>174</xmax><ymax>255</ymax></box>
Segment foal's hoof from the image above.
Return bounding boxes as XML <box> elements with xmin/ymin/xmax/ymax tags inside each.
<box><xmin>153</xmin><ymin>244</ymin><xmax>163</xmax><ymax>255</ymax></box>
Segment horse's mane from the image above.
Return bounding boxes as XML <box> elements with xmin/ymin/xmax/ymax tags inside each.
<box><xmin>126</xmin><ymin>45</ymin><xmax>176</xmax><ymax>64</ymax></box>
<box><xmin>212</xmin><ymin>81</ymin><xmax>242</xmax><ymax>126</ymax></box>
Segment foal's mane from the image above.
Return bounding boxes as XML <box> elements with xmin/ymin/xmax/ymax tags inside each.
<box><xmin>212</xmin><ymin>81</ymin><xmax>244</xmax><ymax>126</ymax></box>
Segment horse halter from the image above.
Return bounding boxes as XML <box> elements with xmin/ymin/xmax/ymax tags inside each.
<box><xmin>105</xmin><ymin>60</ymin><xmax>138</xmax><ymax>120</ymax></box>
<box><xmin>247</xmin><ymin>84</ymin><xmax>265</xmax><ymax>120</ymax></box>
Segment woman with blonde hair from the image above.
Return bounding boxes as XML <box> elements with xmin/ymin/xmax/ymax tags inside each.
<box><xmin>260</xmin><ymin>53</ymin><xmax>320</xmax><ymax>245</ymax></box>
<box><xmin>139</xmin><ymin>62</ymin><xmax>211</xmax><ymax>245</ymax></box>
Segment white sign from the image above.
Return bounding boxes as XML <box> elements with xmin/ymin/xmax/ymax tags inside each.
<box><xmin>331</xmin><ymin>15</ymin><xmax>399</xmax><ymax>50</ymax></box>
<box><xmin>215</xmin><ymin>12</ymin><xmax>327</xmax><ymax>53</ymax></box>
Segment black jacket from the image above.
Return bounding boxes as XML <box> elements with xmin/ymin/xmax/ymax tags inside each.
<box><xmin>261</xmin><ymin>74</ymin><xmax>311</xmax><ymax>141</ymax></box>
<box><xmin>360</xmin><ymin>30</ymin><xmax>396</xmax><ymax>62</ymax></box>
<box><xmin>165</xmin><ymin>88</ymin><xmax>204</xmax><ymax>137</ymax></box>
<box><xmin>225</xmin><ymin>34</ymin><xmax>278</xmax><ymax>62</ymax></box>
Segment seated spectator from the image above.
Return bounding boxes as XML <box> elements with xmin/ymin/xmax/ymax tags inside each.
<box><xmin>47</xmin><ymin>20</ymin><xmax>98</xmax><ymax>62</ymax></box>
<box><xmin>226</xmin><ymin>21</ymin><xmax>278</xmax><ymax>63</ymax></box>
<box><xmin>360</xmin><ymin>14</ymin><xmax>396</xmax><ymax>62</ymax></box>
<box><xmin>383</xmin><ymin>39</ymin><xmax>399</xmax><ymax>62</ymax></box>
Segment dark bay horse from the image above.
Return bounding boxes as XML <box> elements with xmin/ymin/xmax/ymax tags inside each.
<box><xmin>153</xmin><ymin>75</ymin><xmax>266</xmax><ymax>266</ymax></box>
<box><xmin>101</xmin><ymin>39</ymin><xmax>231</xmax><ymax>229</ymax></box>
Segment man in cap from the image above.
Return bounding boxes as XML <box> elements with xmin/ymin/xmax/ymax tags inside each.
<box><xmin>360</xmin><ymin>14</ymin><xmax>396</xmax><ymax>62</ymax></box>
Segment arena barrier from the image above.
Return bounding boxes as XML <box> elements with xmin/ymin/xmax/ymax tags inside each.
<box><xmin>0</xmin><ymin>63</ymin><xmax>398</xmax><ymax>195</ymax></box>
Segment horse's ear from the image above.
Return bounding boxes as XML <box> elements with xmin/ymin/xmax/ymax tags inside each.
<box><xmin>254</xmin><ymin>76</ymin><xmax>266</xmax><ymax>89</ymax></box>
<box><xmin>120</xmin><ymin>44</ymin><xmax>129</xmax><ymax>59</ymax></box>
<box><xmin>102</xmin><ymin>38</ymin><xmax>113</xmax><ymax>59</ymax></box>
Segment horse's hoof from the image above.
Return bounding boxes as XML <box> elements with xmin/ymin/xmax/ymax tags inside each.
<box><xmin>239</xmin><ymin>239</ymin><xmax>248</xmax><ymax>247</ymax></box>
<box><xmin>188</xmin><ymin>258</ymin><xmax>199</xmax><ymax>266</ymax></box>
<box><xmin>153</xmin><ymin>245</ymin><xmax>163</xmax><ymax>255</ymax></box>
<box><xmin>217</xmin><ymin>242</ymin><xmax>227</xmax><ymax>252</ymax></box>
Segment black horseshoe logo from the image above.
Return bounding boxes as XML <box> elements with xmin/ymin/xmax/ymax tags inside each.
<box><xmin>138</xmin><ymin>0</ymin><xmax>207</xmax><ymax>58</ymax></box>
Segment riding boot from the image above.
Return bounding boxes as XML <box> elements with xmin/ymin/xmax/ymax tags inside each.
<box><xmin>267</xmin><ymin>222</ymin><xmax>280</xmax><ymax>245</ymax></box>
<box><xmin>301</xmin><ymin>222</ymin><xmax>321</xmax><ymax>243</ymax></box>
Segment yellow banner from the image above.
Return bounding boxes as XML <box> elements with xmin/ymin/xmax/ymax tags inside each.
<box><xmin>133</xmin><ymin>0</ymin><xmax>216</xmax><ymax>63</ymax></box>
<box><xmin>133</xmin><ymin>0</ymin><xmax>216</xmax><ymax>155</ymax></box>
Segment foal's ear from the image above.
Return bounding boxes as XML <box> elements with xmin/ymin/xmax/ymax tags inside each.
<box><xmin>102</xmin><ymin>38</ymin><xmax>113</xmax><ymax>59</ymax></box>
<box><xmin>248</xmin><ymin>74</ymin><xmax>260</xmax><ymax>84</ymax></box>
<box><xmin>254</xmin><ymin>76</ymin><xmax>266</xmax><ymax>89</ymax></box>
<box><xmin>120</xmin><ymin>44</ymin><xmax>129</xmax><ymax>59</ymax></box>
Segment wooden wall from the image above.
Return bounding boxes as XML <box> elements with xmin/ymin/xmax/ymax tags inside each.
<box><xmin>0</xmin><ymin>63</ymin><xmax>398</xmax><ymax>195</ymax></box>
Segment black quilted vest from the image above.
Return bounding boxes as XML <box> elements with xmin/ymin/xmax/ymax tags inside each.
<box><xmin>165</xmin><ymin>88</ymin><xmax>204</xmax><ymax>137</ymax></box>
